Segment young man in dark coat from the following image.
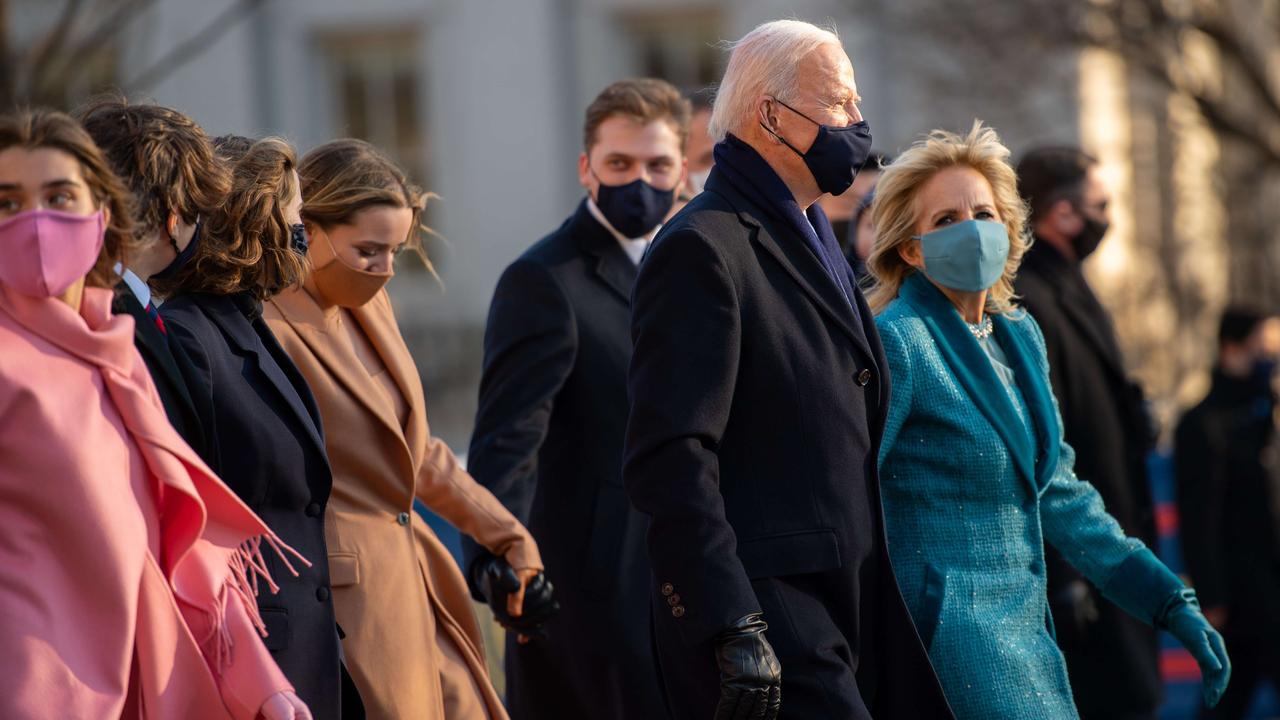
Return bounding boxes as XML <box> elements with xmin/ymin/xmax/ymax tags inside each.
<box><xmin>1014</xmin><ymin>146</ymin><xmax>1163</xmax><ymax>719</ymax></box>
<box><xmin>463</xmin><ymin>78</ymin><xmax>688</xmax><ymax>719</ymax></box>
<box><xmin>1176</xmin><ymin>308</ymin><xmax>1280</xmax><ymax>720</ymax></box>
<box><xmin>624</xmin><ymin>20</ymin><xmax>952</xmax><ymax>720</ymax></box>
<box><xmin>75</xmin><ymin>98</ymin><xmax>225</xmax><ymax>459</ymax></box>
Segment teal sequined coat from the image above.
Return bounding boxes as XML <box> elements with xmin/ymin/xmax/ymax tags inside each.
<box><xmin>876</xmin><ymin>274</ymin><xmax>1176</xmax><ymax>719</ymax></box>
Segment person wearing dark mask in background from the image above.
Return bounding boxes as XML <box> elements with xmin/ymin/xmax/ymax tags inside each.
<box><xmin>682</xmin><ymin>88</ymin><xmax>715</xmax><ymax>200</ymax></box>
<box><xmin>625</xmin><ymin>21</ymin><xmax>951</xmax><ymax>720</ymax></box>
<box><xmin>1176</xmin><ymin>308</ymin><xmax>1280</xmax><ymax>720</ymax></box>
<box><xmin>845</xmin><ymin>187</ymin><xmax>877</xmax><ymax>284</ymax></box>
<box><xmin>1014</xmin><ymin>146</ymin><xmax>1162</xmax><ymax>720</ymax></box>
<box><xmin>74</xmin><ymin>97</ymin><xmax>227</xmax><ymax>460</ymax></box>
<box><xmin>463</xmin><ymin>78</ymin><xmax>687</xmax><ymax>720</ymax></box>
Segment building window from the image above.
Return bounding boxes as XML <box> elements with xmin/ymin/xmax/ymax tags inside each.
<box><xmin>622</xmin><ymin>11</ymin><xmax>723</xmax><ymax>91</ymax></box>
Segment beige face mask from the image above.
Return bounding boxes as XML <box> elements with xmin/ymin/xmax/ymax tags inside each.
<box><xmin>311</xmin><ymin>231</ymin><xmax>393</xmax><ymax>308</ymax></box>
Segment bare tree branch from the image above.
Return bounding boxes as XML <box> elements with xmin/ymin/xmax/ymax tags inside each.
<box><xmin>40</xmin><ymin>0</ymin><xmax>159</xmax><ymax>100</ymax></box>
<box><xmin>124</xmin><ymin>0</ymin><xmax>266</xmax><ymax>93</ymax></box>
<box><xmin>21</xmin><ymin>0</ymin><xmax>86</xmax><ymax>101</ymax></box>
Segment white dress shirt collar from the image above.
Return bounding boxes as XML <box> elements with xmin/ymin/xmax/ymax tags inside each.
<box><xmin>114</xmin><ymin>263</ymin><xmax>153</xmax><ymax>308</ymax></box>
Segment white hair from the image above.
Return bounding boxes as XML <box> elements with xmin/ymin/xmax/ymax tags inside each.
<box><xmin>708</xmin><ymin>20</ymin><xmax>841</xmax><ymax>143</ymax></box>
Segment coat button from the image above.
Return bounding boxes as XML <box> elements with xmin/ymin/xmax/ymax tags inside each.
<box><xmin>672</xmin><ymin>605</ymin><xmax>686</xmax><ymax>618</ymax></box>
<box><xmin>666</xmin><ymin>594</ymin><xmax>681</xmax><ymax>606</ymax></box>
<box><xmin>305</xmin><ymin>502</ymin><xmax>321</xmax><ymax>518</ymax></box>
<box><xmin>397</xmin><ymin>512</ymin><xmax>410</xmax><ymax>526</ymax></box>
<box><xmin>316</xmin><ymin>586</ymin><xmax>330</xmax><ymax>602</ymax></box>
<box><xmin>857</xmin><ymin>369</ymin><xmax>873</xmax><ymax>386</ymax></box>
<box><xmin>661</xmin><ymin>583</ymin><xmax>674</xmax><ymax>597</ymax></box>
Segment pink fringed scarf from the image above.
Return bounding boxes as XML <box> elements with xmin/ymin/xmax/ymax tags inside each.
<box><xmin>0</xmin><ymin>285</ymin><xmax>307</xmax><ymax>716</ymax></box>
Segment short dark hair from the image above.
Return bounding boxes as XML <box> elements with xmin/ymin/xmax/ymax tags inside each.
<box><xmin>1219</xmin><ymin>306</ymin><xmax>1270</xmax><ymax>347</ymax></box>
<box><xmin>1015</xmin><ymin>146</ymin><xmax>1097</xmax><ymax>224</ymax></box>
<box><xmin>583</xmin><ymin>78</ymin><xmax>692</xmax><ymax>152</ymax></box>
<box><xmin>74</xmin><ymin>94</ymin><xmax>229</xmax><ymax>242</ymax></box>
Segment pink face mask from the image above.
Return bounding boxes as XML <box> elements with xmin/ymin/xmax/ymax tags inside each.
<box><xmin>0</xmin><ymin>209</ymin><xmax>105</xmax><ymax>297</ymax></box>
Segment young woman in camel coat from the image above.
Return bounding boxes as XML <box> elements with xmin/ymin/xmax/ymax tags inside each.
<box><xmin>264</xmin><ymin>139</ymin><xmax>551</xmax><ymax>719</ymax></box>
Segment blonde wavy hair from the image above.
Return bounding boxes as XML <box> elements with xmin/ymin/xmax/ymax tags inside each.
<box><xmin>865</xmin><ymin>121</ymin><xmax>1030</xmax><ymax>315</ymax></box>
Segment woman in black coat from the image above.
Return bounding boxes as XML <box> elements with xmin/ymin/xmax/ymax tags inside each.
<box><xmin>154</xmin><ymin>137</ymin><xmax>354</xmax><ymax>719</ymax></box>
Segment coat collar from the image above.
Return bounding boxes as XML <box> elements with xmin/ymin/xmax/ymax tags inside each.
<box><xmin>704</xmin><ymin>165</ymin><xmax>874</xmax><ymax>364</ymax></box>
<box><xmin>266</xmin><ymin>286</ymin><xmax>420</xmax><ymax>479</ymax></box>
<box><xmin>197</xmin><ymin>291</ymin><xmax>329</xmax><ymax>458</ymax></box>
<box><xmin>570</xmin><ymin>199</ymin><xmax>638</xmax><ymax>304</ymax></box>
<box><xmin>113</xmin><ymin>285</ymin><xmax>190</xmax><ymax>397</ymax></box>
<box><xmin>1022</xmin><ymin>240</ymin><xmax>1127</xmax><ymax>377</ymax></box>
<box><xmin>899</xmin><ymin>273</ymin><xmax>1060</xmax><ymax>493</ymax></box>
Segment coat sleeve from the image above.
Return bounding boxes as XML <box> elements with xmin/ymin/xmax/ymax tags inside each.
<box><xmin>875</xmin><ymin>318</ymin><xmax>913</xmax><ymax>469</ymax></box>
<box><xmin>623</xmin><ymin>227</ymin><xmax>759</xmax><ymax>645</ymax></box>
<box><xmin>415</xmin><ymin>425</ymin><xmax>543</xmax><ymax>573</ymax></box>
<box><xmin>1173</xmin><ymin>407</ymin><xmax>1229</xmax><ymax>608</ymax></box>
<box><xmin>466</xmin><ymin>259</ymin><xmax>577</xmax><ymax>519</ymax></box>
<box><xmin>1030</xmin><ymin>319</ymin><xmax>1183</xmax><ymax>624</ymax></box>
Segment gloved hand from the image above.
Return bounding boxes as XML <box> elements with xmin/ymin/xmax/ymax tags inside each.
<box><xmin>1160</xmin><ymin>591</ymin><xmax>1231</xmax><ymax>708</ymax></box>
<box><xmin>258</xmin><ymin>691</ymin><xmax>312</xmax><ymax>719</ymax></box>
<box><xmin>470</xmin><ymin>553</ymin><xmax>558</xmax><ymax>639</ymax></box>
<box><xmin>713</xmin><ymin>613</ymin><xmax>781</xmax><ymax>720</ymax></box>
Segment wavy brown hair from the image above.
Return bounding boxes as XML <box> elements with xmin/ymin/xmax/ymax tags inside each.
<box><xmin>298</xmin><ymin>138</ymin><xmax>435</xmax><ymax>276</ymax></box>
<box><xmin>865</xmin><ymin>121</ymin><xmax>1031</xmax><ymax>315</ymax></box>
<box><xmin>0</xmin><ymin>107</ymin><xmax>135</xmax><ymax>288</ymax></box>
<box><xmin>73</xmin><ymin>94</ymin><xmax>230</xmax><ymax>256</ymax></box>
<box><xmin>151</xmin><ymin>137</ymin><xmax>305</xmax><ymax>300</ymax></box>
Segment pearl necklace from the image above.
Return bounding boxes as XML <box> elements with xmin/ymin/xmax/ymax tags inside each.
<box><xmin>967</xmin><ymin>315</ymin><xmax>994</xmax><ymax>340</ymax></box>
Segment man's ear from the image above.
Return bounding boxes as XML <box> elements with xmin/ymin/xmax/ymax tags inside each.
<box><xmin>1047</xmin><ymin>198</ymin><xmax>1082</xmax><ymax>237</ymax></box>
<box><xmin>578</xmin><ymin>151</ymin><xmax>592</xmax><ymax>191</ymax></box>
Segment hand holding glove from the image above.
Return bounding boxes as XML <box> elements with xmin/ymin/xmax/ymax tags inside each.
<box><xmin>1160</xmin><ymin>590</ymin><xmax>1231</xmax><ymax>708</ymax></box>
<box><xmin>471</xmin><ymin>553</ymin><xmax>558</xmax><ymax>641</ymax></box>
<box><xmin>713</xmin><ymin>613</ymin><xmax>781</xmax><ymax>720</ymax></box>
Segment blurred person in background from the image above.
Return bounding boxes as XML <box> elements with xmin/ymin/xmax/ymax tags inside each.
<box><xmin>846</xmin><ymin>187</ymin><xmax>877</xmax><ymax>283</ymax></box>
<box><xmin>0</xmin><ymin>108</ymin><xmax>308</xmax><ymax>720</ymax></box>
<box><xmin>625</xmin><ymin>21</ymin><xmax>952</xmax><ymax>720</ymax></box>
<box><xmin>1176</xmin><ymin>307</ymin><xmax>1280</xmax><ymax>720</ymax></box>
<box><xmin>264</xmin><ymin>138</ymin><xmax>552</xmax><ymax>720</ymax></box>
<box><xmin>464</xmin><ymin>77</ymin><xmax>685</xmax><ymax>720</ymax></box>
<box><xmin>156</xmin><ymin>138</ymin><xmax>359</xmax><ymax>719</ymax></box>
<box><xmin>75</xmin><ymin>97</ymin><xmax>228</xmax><ymax>460</ymax></box>
<box><xmin>868</xmin><ymin>122</ymin><xmax>1228</xmax><ymax>719</ymax></box>
<box><xmin>683</xmin><ymin>87</ymin><xmax>715</xmax><ymax>199</ymax></box>
<box><xmin>1013</xmin><ymin>146</ymin><xmax>1162</xmax><ymax>720</ymax></box>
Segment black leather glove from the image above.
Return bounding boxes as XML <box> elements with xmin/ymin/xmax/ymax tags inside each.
<box><xmin>713</xmin><ymin>613</ymin><xmax>781</xmax><ymax>720</ymax></box>
<box><xmin>470</xmin><ymin>552</ymin><xmax>559</xmax><ymax>635</ymax></box>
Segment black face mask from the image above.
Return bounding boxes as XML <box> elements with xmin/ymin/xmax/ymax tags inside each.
<box><xmin>593</xmin><ymin>172</ymin><xmax>674</xmax><ymax>238</ymax></box>
<box><xmin>762</xmin><ymin>97</ymin><xmax>872</xmax><ymax>197</ymax></box>
<box><xmin>152</xmin><ymin>218</ymin><xmax>202</xmax><ymax>280</ymax></box>
<box><xmin>289</xmin><ymin>223</ymin><xmax>309</xmax><ymax>256</ymax></box>
<box><xmin>1070</xmin><ymin>207</ymin><xmax>1109</xmax><ymax>260</ymax></box>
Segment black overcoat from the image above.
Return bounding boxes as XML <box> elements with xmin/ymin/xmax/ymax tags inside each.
<box><xmin>463</xmin><ymin>201</ymin><xmax>666</xmax><ymax>719</ymax></box>
<box><xmin>160</xmin><ymin>291</ymin><xmax>345</xmax><ymax>719</ymax></box>
<box><xmin>1015</xmin><ymin>242</ymin><xmax>1162</xmax><ymax>716</ymax></box>
<box><xmin>623</xmin><ymin>168</ymin><xmax>952</xmax><ymax>719</ymax></box>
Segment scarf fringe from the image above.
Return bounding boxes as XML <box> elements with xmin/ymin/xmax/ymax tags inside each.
<box><xmin>207</xmin><ymin>532</ymin><xmax>313</xmax><ymax>676</ymax></box>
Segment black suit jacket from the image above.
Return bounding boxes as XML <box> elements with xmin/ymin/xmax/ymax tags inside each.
<box><xmin>111</xmin><ymin>284</ymin><xmax>211</xmax><ymax>459</ymax></box>
<box><xmin>624</xmin><ymin>168</ymin><xmax>951</xmax><ymax>719</ymax></box>
<box><xmin>160</xmin><ymin>291</ymin><xmax>344</xmax><ymax>719</ymax></box>
<box><xmin>1015</xmin><ymin>242</ymin><xmax>1161</xmax><ymax>714</ymax></box>
<box><xmin>464</xmin><ymin>201</ymin><xmax>665</xmax><ymax>719</ymax></box>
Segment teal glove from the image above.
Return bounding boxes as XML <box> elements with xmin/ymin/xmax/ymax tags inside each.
<box><xmin>1160</xmin><ymin>591</ymin><xmax>1231</xmax><ymax>708</ymax></box>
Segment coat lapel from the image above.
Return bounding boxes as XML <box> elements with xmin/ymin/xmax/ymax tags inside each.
<box><xmin>900</xmin><ymin>275</ymin><xmax>1038</xmax><ymax>489</ymax></box>
<box><xmin>350</xmin><ymin>290</ymin><xmax>430</xmax><ymax>460</ymax></box>
<box><xmin>203</xmin><ymin>293</ymin><xmax>328</xmax><ymax>458</ymax></box>
<box><xmin>706</xmin><ymin>174</ymin><xmax>874</xmax><ymax>363</ymax></box>
<box><xmin>992</xmin><ymin>313</ymin><xmax>1061</xmax><ymax>493</ymax></box>
<box><xmin>572</xmin><ymin>202</ymin><xmax>638</xmax><ymax>305</ymax></box>
<box><xmin>113</xmin><ymin>287</ymin><xmax>191</xmax><ymax>405</ymax></box>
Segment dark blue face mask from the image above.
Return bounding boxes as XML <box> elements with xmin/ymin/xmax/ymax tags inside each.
<box><xmin>152</xmin><ymin>217</ymin><xmax>202</xmax><ymax>280</ymax></box>
<box><xmin>592</xmin><ymin>170</ymin><xmax>675</xmax><ymax>239</ymax></box>
<box><xmin>762</xmin><ymin>97</ymin><xmax>872</xmax><ymax>197</ymax></box>
<box><xmin>289</xmin><ymin>223</ymin><xmax>309</xmax><ymax>256</ymax></box>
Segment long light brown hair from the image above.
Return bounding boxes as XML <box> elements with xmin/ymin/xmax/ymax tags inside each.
<box><xmin>152</xmin><ymin>137</ymin><xmax>306</xmax><ymax>300</ymax></box>
<box><xmin>298</xmin><ymin>138</ymin><xmax>436</xmax><ymax>276</ymax></box>
<box><xmin>0</xmin><ymin>107</ymin><xmax>136</xmax><ymax>288</ymax></box>
<box><xmin>865</xmin><ymin>121</ymin><xmax>1031</xmax><ymax>315</ymax></box>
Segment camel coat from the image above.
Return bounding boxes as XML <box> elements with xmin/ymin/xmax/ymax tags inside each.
<box><xmin>265</xmin><ymin>286</ymin><xmax>541</xmax><ymax>720</ymax></box>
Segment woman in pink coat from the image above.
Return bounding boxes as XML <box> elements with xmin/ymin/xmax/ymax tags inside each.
<box><xmin>0</xmin><ymin>108</ymin><xmax>311</xmax><ymax>719</ymax></box>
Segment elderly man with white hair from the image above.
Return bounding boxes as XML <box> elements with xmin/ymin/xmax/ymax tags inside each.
<box><xmin>623</xmin><ymin>19</ymin><xmax>954</xmax><ymax>720</ymax></box>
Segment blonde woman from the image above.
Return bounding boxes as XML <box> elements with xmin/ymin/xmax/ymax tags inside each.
<box><xmin>263</xmin><ymin>139</ymin><xmax>551</xmax><ymax>719</ymax></box>
<box><xmin>868</xmin><ymin>122</ymin><xmax>1229</xmax><ymax>719</ymax></box>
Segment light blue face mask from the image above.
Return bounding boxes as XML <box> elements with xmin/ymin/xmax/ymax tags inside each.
<box><xmin>917</xmin><ymin>219</ymin><xmax>1010</xmax><ymax>292</ymax></box>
